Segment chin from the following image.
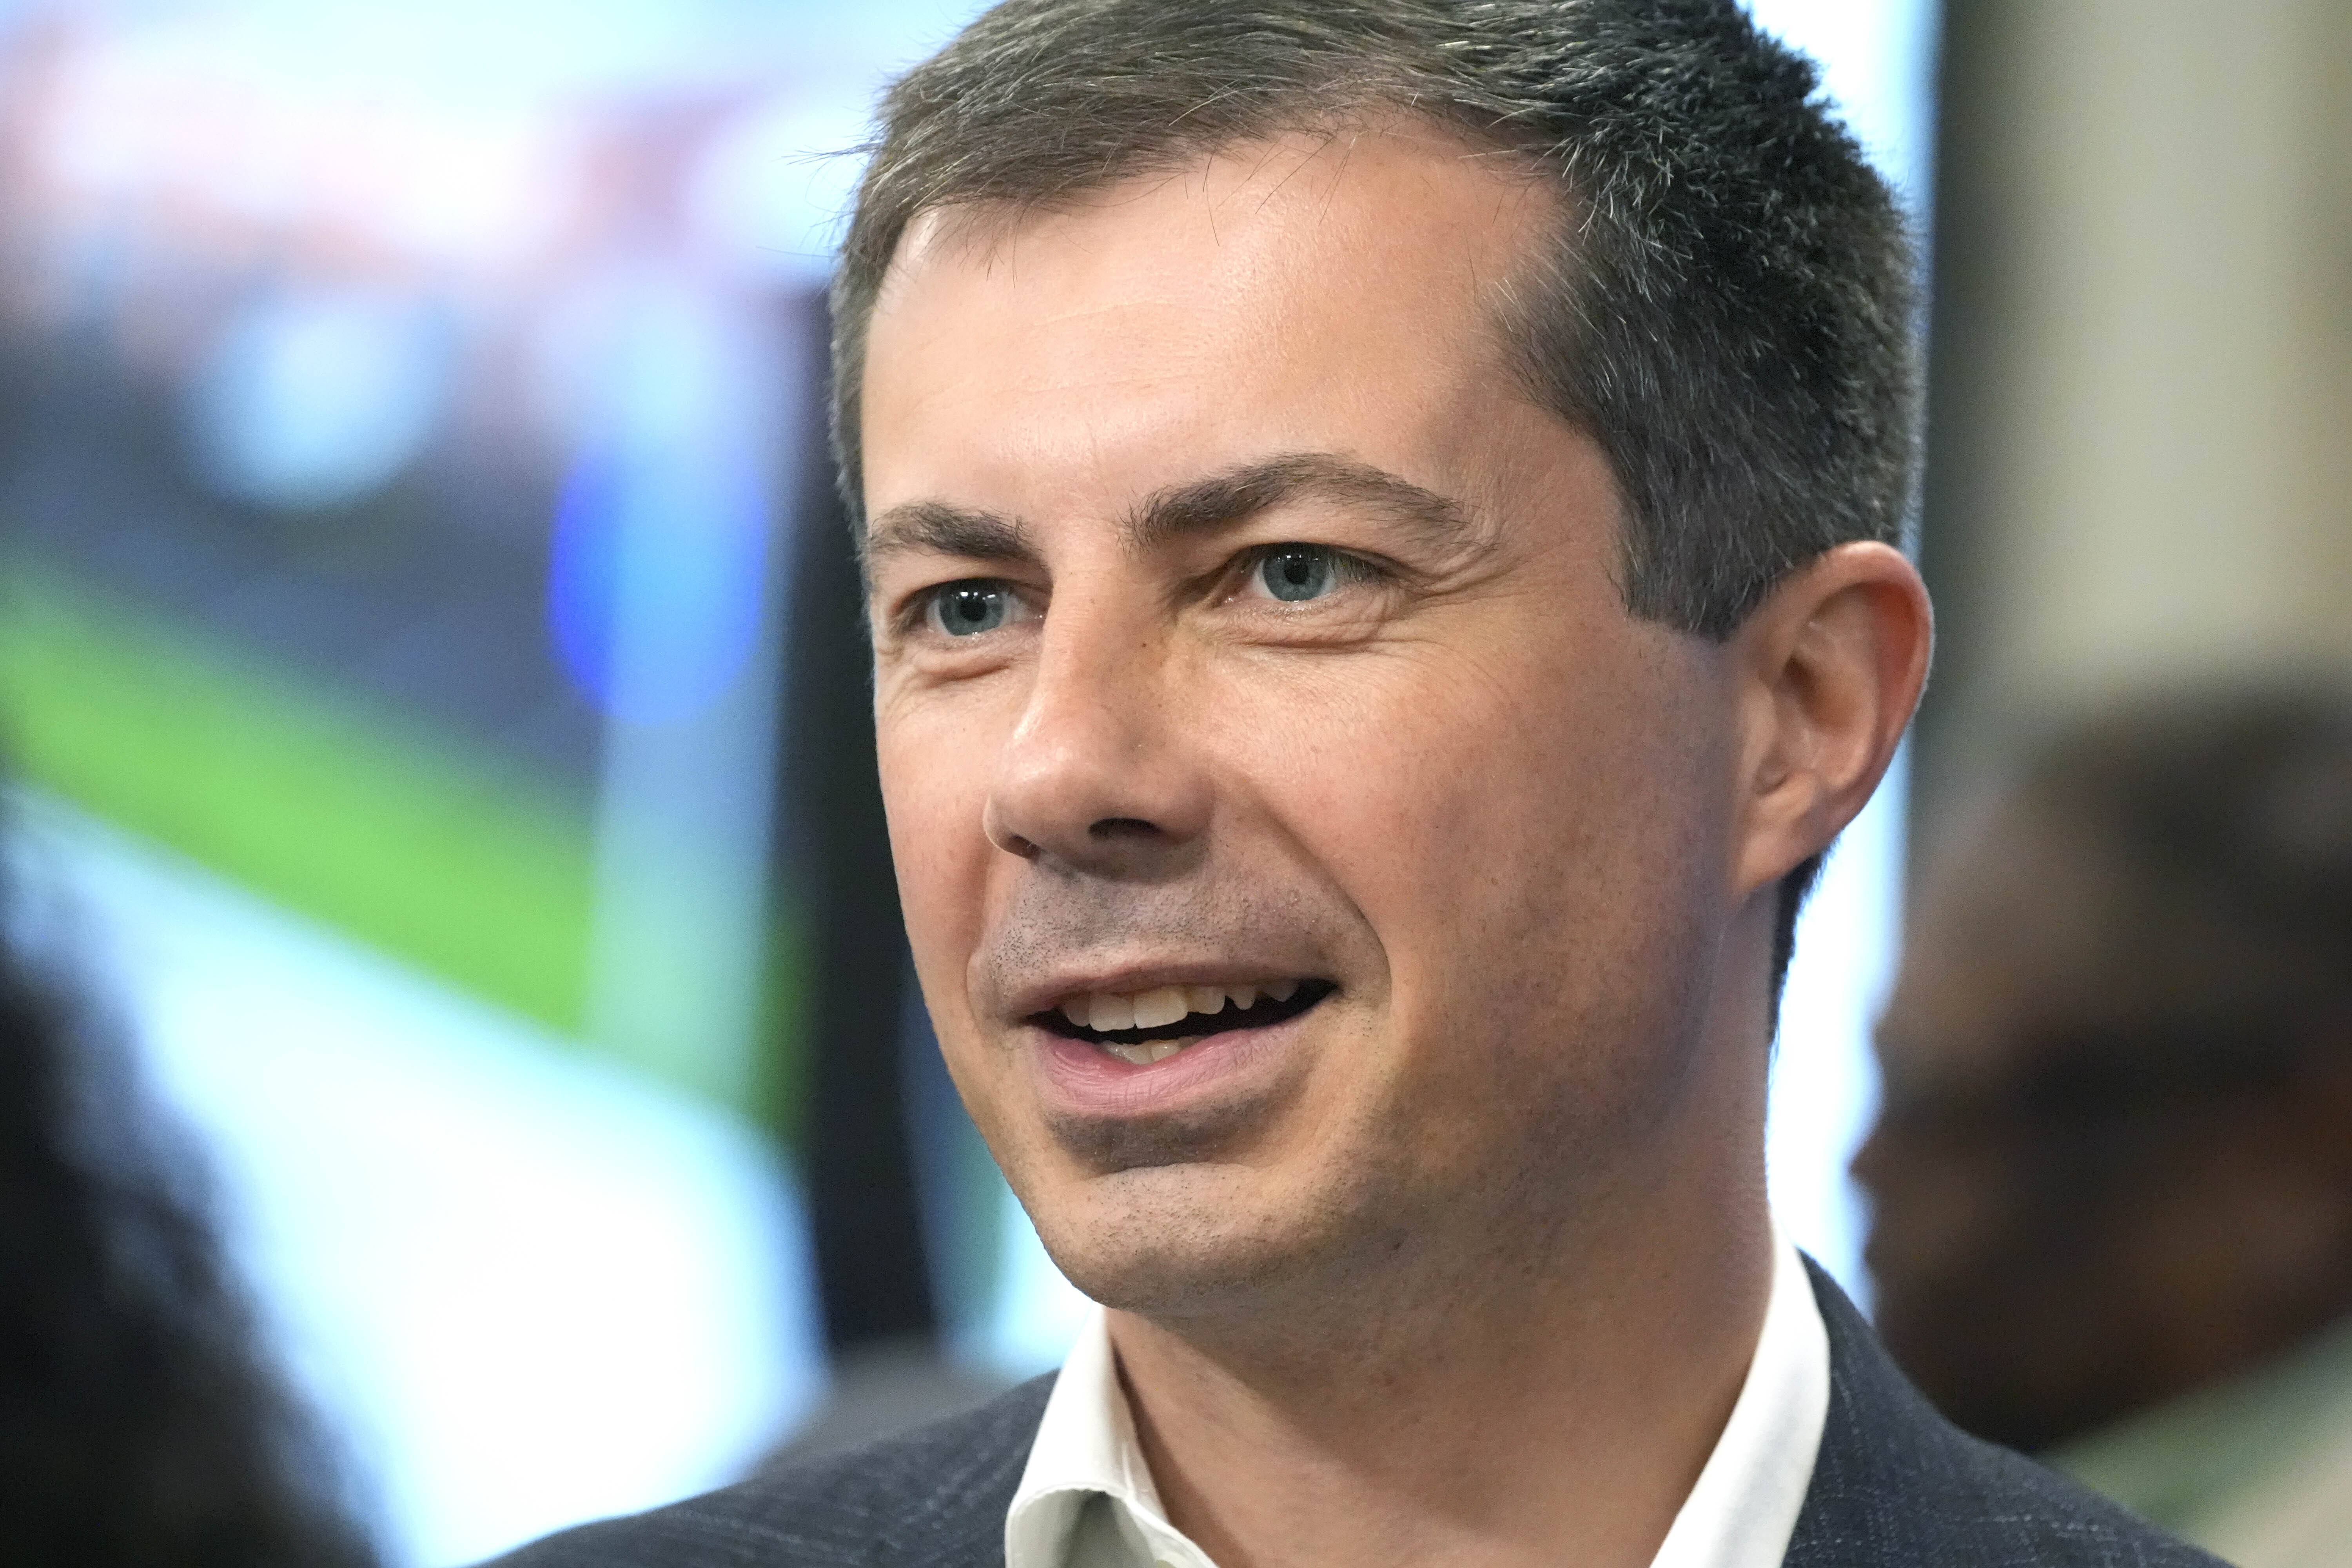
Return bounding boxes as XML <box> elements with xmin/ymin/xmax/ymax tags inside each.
<box><xmin>1023</xmin><ymin>1159</ymin><xmax>1400</xmax><ymax>1322</ymax></box>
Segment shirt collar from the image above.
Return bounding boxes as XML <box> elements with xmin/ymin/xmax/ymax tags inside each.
<box><xmin>1005</xmin><ymin>1283</ymin><xmax>1176</xmax><ymax>1568</ymax></box>
<box><xmin>1006</xmin><ymin>1227</ymin><xmax>1831</xmax><ymax>1568</ymax></box>
<box><xmin>1650</xmin><ymin>1226</ymin><xmax>1832</xmax><ymax>1568</ymax></box>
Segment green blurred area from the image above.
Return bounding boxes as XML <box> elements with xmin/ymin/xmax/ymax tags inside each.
<box><xmin>0</xmin><ymin>568</ymin><xmax>600</xmax><ymax>1033</ymax></box>
<box><xmin>0</xmin><ymin>566</ymin><xmax>802</xmax><ymax>1125</ymax></box>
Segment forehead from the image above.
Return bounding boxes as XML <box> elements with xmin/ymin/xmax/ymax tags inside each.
<box><xmin>858</xmin><ymin>125</ymin><xmax>1560</xmax><ymax>519</ymax></box>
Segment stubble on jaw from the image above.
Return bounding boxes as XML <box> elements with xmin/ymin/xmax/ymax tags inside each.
<box><xmin>953</xmin><ymin>744</ymin><xmax>1722</xmax><ymax>1327</ymax></box>
<box><xmin>958</xmin><ymin>851</ymin><xmax>1404</xmax><ymax>1312</ymax></box>
<box><xmin>1043</xmin><ymin>1071</ymin><xmax>1614</xmax><ymax>1348</ymax></box>
<box><xmin>1041</xmin><ymin>1079</ymin><xmax>1308</xmax><ymax>1170</ymax></box>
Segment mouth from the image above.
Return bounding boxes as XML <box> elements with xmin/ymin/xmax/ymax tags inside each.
<box><xmin>1028</xmin><ymin>977</ymin><xmax>1336</xmax><ymax>1065</ymax></box>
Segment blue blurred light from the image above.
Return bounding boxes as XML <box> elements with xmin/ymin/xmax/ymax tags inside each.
<box><xmin>545</xmin><ymin>279</ymin><xmax>777</xmax><ymax>728</ymax></box>
<box><xmin>548</xmin><ymin>432</ymin><xmax>770</xmax><ymax>726</ymax></box>
<box><xmin>186</xmin><ymin>286</ymin><xmax>452</xmax><ymax>512</ymax></box>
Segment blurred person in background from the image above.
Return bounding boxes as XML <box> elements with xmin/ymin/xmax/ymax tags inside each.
<box><xmin>1858</xmin><ymin>683</ymin><xmax>2352</xmax><ymax>1568</ymax></box>
<box><xmin>0</xmin><ymin>850</ymin><xmax>381</xmax><ymax>1567</ymax></box>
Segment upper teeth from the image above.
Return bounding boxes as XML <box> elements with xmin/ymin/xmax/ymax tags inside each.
<box><xmin>1062</xmin><ymin>978</ymin><xmax>1302</xmax><ymax>1033</ymax></box>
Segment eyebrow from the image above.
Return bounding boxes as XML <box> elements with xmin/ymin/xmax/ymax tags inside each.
<box><xmin>1127</xmin><ymin>452</ymin><xmax>1476</xmax><ymax>554</ymax></box>
<box><xmin>862</xmin><ymin>499</ymin><xmax>1039</xmax><ymax>570</ymax></box>
<box><xmin>860</xmin><ymin>451</ymin><xmax>1481</xmax><ymax>572</ymax></box>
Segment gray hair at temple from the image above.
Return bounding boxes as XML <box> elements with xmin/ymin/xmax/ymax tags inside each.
<box><xmin>827</xmin><ymin>0</ymin><xmax>1921</xmax><ymax>982</ymax></box>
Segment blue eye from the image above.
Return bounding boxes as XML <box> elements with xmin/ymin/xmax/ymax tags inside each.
<box><xmin>1256</xmin><ymin>546</ymin><xmax>1338</xmax><ymax>602</ymax></box>
<box><xmin>927</xmin><ymin>582</ymin><xmax>1015</xmax><ymax>636</ymax></box>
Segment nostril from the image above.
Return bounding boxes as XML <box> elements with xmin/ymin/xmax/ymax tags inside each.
<box><xmin>1088</xmin><ymin>817</ymin><xmax>1161</xmax><ymax>840</ymax></box>
<box><xmin>1001</xmin><ymin>833</ymin><xmax>1044</xmax><ymax>860</ymax></box>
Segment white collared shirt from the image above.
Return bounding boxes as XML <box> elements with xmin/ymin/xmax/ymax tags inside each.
<box><xmin>1006</xmin><ymin>1229</ymin><xmax>1831</xmax><ymax>1568</ymax></box>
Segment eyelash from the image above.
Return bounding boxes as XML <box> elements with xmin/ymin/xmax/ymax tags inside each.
<box><xmin>1230</xmin><ymin>543</ymin><xmax>1387</xmax><ymax>597</ymax></box>
<box><xmin>897</xmin><ymin>544</ymin><xmax>1390</xmax><ymax>636</ymax></box>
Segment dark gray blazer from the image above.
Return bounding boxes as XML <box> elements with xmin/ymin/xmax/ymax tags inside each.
<box><xmin>493</xmin><ymin>1263</ymin><xmax>2223</xmax><ymax>1568</ymax></box>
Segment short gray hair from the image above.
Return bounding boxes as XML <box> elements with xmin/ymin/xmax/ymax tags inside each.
<box><xmin>831</xmin><ymin>0</ymin><xmax>1920</xmax><ymax>641</ymax></box>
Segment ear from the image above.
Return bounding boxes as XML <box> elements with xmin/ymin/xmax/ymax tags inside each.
<box><xmin>1729</xmin><ymin>541</ymin><xmax>1933</xmax><ymax>899</ymax></box>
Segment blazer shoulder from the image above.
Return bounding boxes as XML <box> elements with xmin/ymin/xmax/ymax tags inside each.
<box><xmin>484</xmin><ymin>1374</ymin><xmax>1056</xmax><ymax>1568</ymax></box>
<box><xmin>1791</xmin><ymin>1260</ymin><xmax>2227</xmax><ymax>1568</ymax></box>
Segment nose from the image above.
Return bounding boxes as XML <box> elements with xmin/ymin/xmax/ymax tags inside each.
<box><xmin>981</xmin><ymin>606</ymin><xmax>1212</xmax><ymax>879</ymax></box>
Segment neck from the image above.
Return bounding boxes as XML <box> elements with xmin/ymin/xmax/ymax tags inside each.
<box><xmin>1106</xmin><ymin>1143</ymin><xmax>1773</xmax><ymax>1568</ymax></box>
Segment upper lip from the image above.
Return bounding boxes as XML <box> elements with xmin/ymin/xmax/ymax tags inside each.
<box><xmin>1001</xmin><ymin>960</ymin><xmax>1323</xmax><ymax>1023</ymax></box>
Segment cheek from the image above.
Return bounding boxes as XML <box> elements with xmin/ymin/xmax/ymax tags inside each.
<box><xmin>1254</xmin><ymin>639</ymin><xmax>1713</xmax><ymax>997</ymax></box>
<box><xmin>877</xmin><ymin>701</ymin><xmax>1000</xmax><ymax>1034</ymax></box>
<box><xmin>1218</xmin><ymin>627</ymin><xmax>1727</xmax><ymax>1166</ymax></box>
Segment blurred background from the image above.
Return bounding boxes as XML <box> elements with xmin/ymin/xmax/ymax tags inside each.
<box><xmin>0</xmin><ymin>0</ymin><xmax>2339</xmax><ymax>1564</ymax></box>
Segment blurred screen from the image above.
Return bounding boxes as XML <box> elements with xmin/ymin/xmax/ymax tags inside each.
<box><xmin>0</xmin><ymin>2</ymin><xmax>969</xmax><ymax>1560</ymax></box>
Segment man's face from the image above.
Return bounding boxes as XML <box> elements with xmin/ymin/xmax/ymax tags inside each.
<box><xmin>861</xmin><ymin>129</ymin><xmax>1751</xmax><ymax>1317</ymax></box>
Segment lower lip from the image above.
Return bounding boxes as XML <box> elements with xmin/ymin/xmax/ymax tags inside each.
<box><xmin>1030</xmin><ymin>1009</ymin><xmax>1313</xmax><ymax>1118</ymax></box>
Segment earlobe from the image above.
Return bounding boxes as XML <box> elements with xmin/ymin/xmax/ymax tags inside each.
<box><xmin>1731</xmin><ymin>541</ymin><xmax>1932</xmax><ymax>897</ymax></box>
